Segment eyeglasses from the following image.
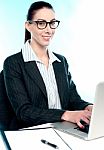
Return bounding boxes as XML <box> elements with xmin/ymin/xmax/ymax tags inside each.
<box><xmin>28</xmin><ymin>19</ymin><xmax>60</xmax><ymax>29</ymax></box>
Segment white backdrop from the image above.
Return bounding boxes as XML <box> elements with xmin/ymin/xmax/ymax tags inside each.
<box><xmin>0</xmin><ymin>0</ymin><xmax>104</xmax><ymax>102</ymax></box>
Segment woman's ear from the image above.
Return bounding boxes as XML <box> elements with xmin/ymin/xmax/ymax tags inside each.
<box><xmin>25</xmin><ymin>21</ymin><xmax>31</xmax><ymax>32</ymax></box>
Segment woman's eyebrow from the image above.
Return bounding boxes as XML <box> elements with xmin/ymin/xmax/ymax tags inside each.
<box><xmin>35</xmin><ymin>18</ymin><xmax>56</xmax><ymax>21</ymax></box>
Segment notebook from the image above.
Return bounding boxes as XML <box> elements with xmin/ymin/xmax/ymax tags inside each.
<box><xmin>52</xmin><ymin>82</ymin><xmax>104</xmax><ymax>140</ymax></box>
<box><xmin>3</xmin><ymin>128</ymin><xmax>70</xmax><ymax>150</ymax></box>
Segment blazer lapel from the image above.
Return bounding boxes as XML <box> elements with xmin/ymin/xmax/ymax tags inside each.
<box><xmin>24</xmin><ymin>61</ymin><xmax>47</xmax><ymax>97</ymax></box>
<box><xmin>53</xmin><ymin>61</ymin><xmax>67</xmax><ymax>105</ymax></box>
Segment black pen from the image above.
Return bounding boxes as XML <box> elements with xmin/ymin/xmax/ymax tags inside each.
<box><xmin>41</xmin><ymin>139</ymin><xmax>59</xmax><ymax>149</ymax></box>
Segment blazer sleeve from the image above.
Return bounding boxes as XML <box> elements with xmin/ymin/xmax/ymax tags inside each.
<box><xmin>3</xmin><ymin>55</ymin><xmax>65</xmax><ymax>127</ymax></box>
<box><xmin>63</xmin><ymin>56</ymin><xmax>92</xmax><ymax>110</ymax></box>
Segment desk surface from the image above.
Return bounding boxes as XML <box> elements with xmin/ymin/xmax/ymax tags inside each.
<box><xmin>2</xmin><ymin>123</ymin><xmax>104</xmax><ymax>150</ymax></box>
<box><xmin>56</xmin><ymin>130</ymin><xmax>104</xmax><ymax>150</ymax></box>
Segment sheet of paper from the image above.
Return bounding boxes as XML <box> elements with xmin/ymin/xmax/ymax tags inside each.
<box><xmin>4</xmin><ymin>128</ymin><xmax>70</xmax><ymax>150</ymax></box>
<box><xmin>19</xmin><ymin>123</ymin><xmax>53</xmax><ymax>130</ymax></box>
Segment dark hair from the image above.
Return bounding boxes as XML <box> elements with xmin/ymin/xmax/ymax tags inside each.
<box><xmin>25</xmin><ymin>1</ymin><xmax>54</xmax><ymax>43</ymax></box>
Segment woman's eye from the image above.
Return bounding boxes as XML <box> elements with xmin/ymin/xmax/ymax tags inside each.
<box><xmin>38</xmin><ymin>22</ymin><xmax>46</xmax><ymax>26</ymax></box>
<box><xmin>51</xmin><ymin>21</ymin><xmax>55</xmax><ymax>25</ymax></box>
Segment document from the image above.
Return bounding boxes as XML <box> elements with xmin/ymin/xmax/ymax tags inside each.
<box><xmin>4</xmin><ymin>127</ymin><xmax>70</xmax><ymax>150</ymax></box>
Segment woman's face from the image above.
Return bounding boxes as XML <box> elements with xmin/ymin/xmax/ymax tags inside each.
<box><xmin>26</xmin><ymin>8</ymin><xmax>56</xmax><ymax>48</ymax></box>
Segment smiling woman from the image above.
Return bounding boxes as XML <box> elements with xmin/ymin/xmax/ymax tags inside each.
<box><xmin>2</xmin><ymin>1</ymin><xmax>92</xmax><ymax>130</ymax></box>
<box><xmin>1</xmin><ymin>0</ymin><xmax>104</xmax><ymax>126</ymax></box>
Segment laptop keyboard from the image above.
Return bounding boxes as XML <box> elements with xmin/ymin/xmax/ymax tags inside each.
<box><xmin>77</xmin><ymin>124</ymin><xmax>89</xmax><ymax>134</ymax></box>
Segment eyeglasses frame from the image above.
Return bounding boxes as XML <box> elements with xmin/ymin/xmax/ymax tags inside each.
<box><xmin>28</xmin><ymin>19</ymin><xmax>60</xmax><ymax>29</ymax></box>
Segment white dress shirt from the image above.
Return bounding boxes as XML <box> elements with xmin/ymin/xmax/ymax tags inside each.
<box><xmin>22</xmin><ymin>40</ymin><xmax>62</xmax><ymax>109</ymax></box>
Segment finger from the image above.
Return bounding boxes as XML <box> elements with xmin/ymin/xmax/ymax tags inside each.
<box><xmin>77</xmin><ymin>120</ymin><xmax>84</xmax><ymax>128</ymax></box>
<box><xmin>84</xmin><ymin>110</ymin><xmax>92</xmax><ymax>120</ymax></box>
<box><xmin>81</xmin><ymin>118</ymin><xmax>90</xmax><ymax>125</ymax></box>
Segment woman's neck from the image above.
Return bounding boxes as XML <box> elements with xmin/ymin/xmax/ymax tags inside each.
<box><xmin>30</xmin><ymin>40</ymin><xmax>48</xmax><ymax>57</ymax></box>
<box><xmin>30</xmin><ymin>40</ymin><xmax>49</xmax><ymax>68</ymax></box>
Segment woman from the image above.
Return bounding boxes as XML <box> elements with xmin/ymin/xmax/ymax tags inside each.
<box><xmin>3</xmin><ymin>1</ymin><xmax>92</xmax><ymax>129</ymax></box>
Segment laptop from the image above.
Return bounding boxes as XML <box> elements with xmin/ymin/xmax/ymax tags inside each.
<box><xmin>52</xmin><ymin>82</ymin><xmax>104</xmax><ymax>140</ymax></box>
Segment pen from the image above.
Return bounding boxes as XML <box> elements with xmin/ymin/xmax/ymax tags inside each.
<box><xmin>41</xmin><ymin>139</ymin><xmax>59</xmax><ymax>149</ymax></box>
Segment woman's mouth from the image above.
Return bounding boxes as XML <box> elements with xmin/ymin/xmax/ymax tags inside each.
<box><xmin>43</xmin><ymin>36</ymin><xmax>51</xmax><ymax>41</ymax></box>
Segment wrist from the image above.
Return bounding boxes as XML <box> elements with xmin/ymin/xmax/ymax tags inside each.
<box><xmin>61</xmin><ymin>111</ymin><xmax>71</xmax><ymax>121</ymax></box>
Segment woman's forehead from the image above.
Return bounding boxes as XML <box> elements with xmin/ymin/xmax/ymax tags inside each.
<box><xmin>32</xmin><ymin>7</ymin><xmax>55</xmax><ymax>20</ymax></box>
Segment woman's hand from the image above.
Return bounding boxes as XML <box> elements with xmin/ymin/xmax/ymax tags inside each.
<box><xmin>61</xmin><ymin>109</ymin><xmax>92</xmax><ymax>128</ymax></box>
<box><xmin>84</xmin><ymin>105</ymin><xmax>93</xmax><ymax>112</ymax></box>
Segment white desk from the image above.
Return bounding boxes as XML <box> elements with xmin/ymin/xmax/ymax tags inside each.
<box><xmin>56</xmin><ymin>130</ymin><xmax>104</xmax><ymax>150</ymax></box>
<box><xmin>2</xmin><ymin>124</ymin><xmax>104</xmax><ymax>150</ymax></box>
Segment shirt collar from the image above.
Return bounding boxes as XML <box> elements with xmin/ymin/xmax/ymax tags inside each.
<box><xmin>22</xmin><ymin>40</ymin><xmax>61</xmax><ymax>63</ymax></box>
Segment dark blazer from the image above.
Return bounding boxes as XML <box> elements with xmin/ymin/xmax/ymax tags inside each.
<box><xmin>0</xmin><ymin>70</ymin><xmax>24</xmax><ymax>130</ymax></box>
<box><xmin>3</xmin><ymin>51</ymin><xmax>90</xmax><ymax>127</ymax></box>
